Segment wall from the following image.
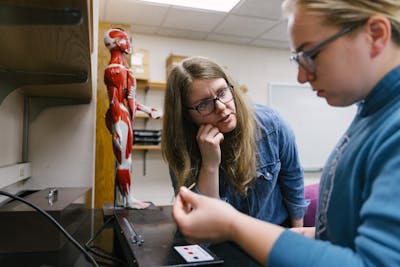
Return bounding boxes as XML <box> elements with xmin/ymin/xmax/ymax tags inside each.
<box><xmin>132</xmin><ymin>33</ymin><xmax>298</xmax><ymax>105</ymax></box>
<box><xmin>0</xmin><ymin>91</ymin><xmax>24</xmax><ymax>198</ymax></box>
<box><xmin>0</xmin><ymin>91</ymin><xmax>24</xmax><ymax>167</ymax></box>
<box><xmin>0</xmin><ymin>94</ymin><xmax>96</xmax><ymax>198</ymax></box>
<box><xmin>23</xmin><ymin>104</ymin><xmax>96</xmax><ymax>189</ymax></box>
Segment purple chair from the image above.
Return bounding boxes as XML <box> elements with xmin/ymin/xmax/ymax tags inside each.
<box><xmin>304</xmin><ymin>183</ymin><xmax>319</xmax><ymax>227</ymax></box>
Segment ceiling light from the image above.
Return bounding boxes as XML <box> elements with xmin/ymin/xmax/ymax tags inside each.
<box><xmin>138</xmin><ymin>0</ymin><xmax>241</xmax><ymax>12</ymax></box>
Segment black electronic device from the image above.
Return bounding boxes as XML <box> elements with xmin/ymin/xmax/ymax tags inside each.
<box><xmin>113</xmin><ymin>206</ymin><xmax>224</xmax><ymax>267</ymax></box>
<box><xmin>0</xmin><ymin>187</ymin><xmax>91</xmax><ymax>253</ymax></box>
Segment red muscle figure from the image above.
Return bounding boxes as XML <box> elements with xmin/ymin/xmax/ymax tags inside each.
<box><xmin>104</xmin><ymin>28</ymin><xmax>161</xmax><ymax>209</ymax></box>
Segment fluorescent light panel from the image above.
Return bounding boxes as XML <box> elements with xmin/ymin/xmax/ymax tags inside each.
<box><xmin>138</xmin><ymin>0</ymin><xmax>240</xmax><ymax>12</ymax></box>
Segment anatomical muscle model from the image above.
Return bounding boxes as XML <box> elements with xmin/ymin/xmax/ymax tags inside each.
<box><xmin>104</xmin><ymin>28</ymin><xmax>160</xmax><ymax>209</ymax></box>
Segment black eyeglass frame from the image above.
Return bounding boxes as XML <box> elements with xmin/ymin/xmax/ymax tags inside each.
<box><xmin>290</xmin><ymin>24</ymin><xmax>361</xmax><ymax>74</ymax></box>
<box><xmin>186</xmin><ymin>84</ymin><xmax>234</xmax><ymax>116</ymax></box>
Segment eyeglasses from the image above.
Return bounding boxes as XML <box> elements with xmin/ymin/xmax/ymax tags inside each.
<box><xmin>187</xmin><ymin>85</ymin><xmax>234</xmax><ymax>116</ymax></box>
<box><xmin>290</xmin><ymin>24</ymin><xmax>359</xmax><ymax>74</ymax></box>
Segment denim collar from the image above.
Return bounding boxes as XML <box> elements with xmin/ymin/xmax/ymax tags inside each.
<box><xmin>359</xmin><ymin>65</ymin><xmax>400</xmax><ymax>117</ymax></box>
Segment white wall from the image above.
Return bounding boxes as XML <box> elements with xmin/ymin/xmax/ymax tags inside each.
<box><xmin>0</xmin><ymin>90</ymin><xmax>24</xmax><ymax>166</ymax></box>
<box><xmin>23</xmin><ymin>104</ymin><xmax>95</xmax><ymax>189</ymax></box>
<box><xmin>0</xmin><ymin>90</ymin><xmax>25</xmax><ymax>198</ymax></box>
<box><xmin>132</xmin><ymin>33</ymin><xmax>298</xmax><ymax>106</ymax></box>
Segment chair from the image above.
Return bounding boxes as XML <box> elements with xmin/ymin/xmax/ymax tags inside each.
<box><xmin>304</xmin><ymin>183</ymin><xmax>319</xmax><ymax>227</ymax></box>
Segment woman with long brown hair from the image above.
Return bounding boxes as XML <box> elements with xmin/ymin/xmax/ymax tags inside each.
<box><xmin>162</xmin><ymin>56</ymin><xmax>308</xmax><ymax>227</ymax></box>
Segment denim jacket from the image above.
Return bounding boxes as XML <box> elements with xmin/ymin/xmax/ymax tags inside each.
<box><xmin>170</xmin><ymin>104</ymin><xmax>309</xmax><ymax>224</ymax></box>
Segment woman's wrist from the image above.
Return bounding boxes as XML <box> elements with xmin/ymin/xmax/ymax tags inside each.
<box><xmin>200</xmin><ymin>163</ymin><xmax>219</xmax><ymax>174</ymax></box>
<box><xmin>227</xmin><ymin>209</ymin><xmax>244</xmax><ymax>242</ymax></box>
<box><xmin>197</xmin><ymin>165</ymin><xmax>220</xmax><ymax>198</ymax></box>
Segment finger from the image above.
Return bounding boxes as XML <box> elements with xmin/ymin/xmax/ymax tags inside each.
<box><xmin>197</xmin><ymin>124</ymin><xmax>214</xmax><ymax>140</ymax></box>
<box><xmin>185</xmin><ymin>237</ymin><xmax>197</xmax><ymax>244</ymax></box>
<box><xmin>172</xmin><ymin>193</ymin><xmax>188</xmax><ymax>223</ymax></box>
<box><xmin>173</xmin><ymin>187</ymin><xmax>198</xmax><ymax>216</ymax></box>
<box><xmin>179</xmin><ymin>186</ymin><xmax>200</xmax><ymax>208</ymax></box>
<box><xmin>215</xmin><ymin>132</ymin><xmax>224</xmax><ymax>144</ymax></box>
<box><xmin>198</xmin><ymin>126</ymin><xmax>222</xmax><ymax>144</ymax></box>
<box><xmin>207</xmin><ymin>126</ymin><xmax>222</xmax><ymax>139</ymax></box>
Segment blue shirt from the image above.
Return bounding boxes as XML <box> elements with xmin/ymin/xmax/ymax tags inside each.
<box><xmin>171</xmin><ymin>104</ymin><xmax>309</xmax><ymax>225</ymax></box>
<box><xmin>268</xmin><ymin>65</ymin><xmax>400</xmax><ymax>267</ymax></box>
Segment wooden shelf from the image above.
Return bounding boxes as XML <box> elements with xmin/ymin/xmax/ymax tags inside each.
<box><xmin>135</xmin><ymin>113</ymin><xmax>150</xmax><ymax>119</ymax></box>
<box><xmin>135</xmin><ymin>80</ymin><xmax>164</xmax><ymax>125</ymax></box>
<box><xmin>137</xmin><ymin>80</ymin><xmax>166</xmax><ymax>91</ymax></box>
<box><xmin>0</xmin><ymin>0</ymin><xmax>92</xmax><ymax>104</ymax></box>
<box><xmin>146</xmin><ymin>81</ymin><xmax>166</xmax><ymax>91</ymax></box>
<box><xmin>133</xmin><ymin>145</ymin><xmax>161</xmax><ymax>150</ymax></box>
<box><xmin>135</xmin><ymin>112</ymin><xmax>163</xmax><ymax>119</ymax></box>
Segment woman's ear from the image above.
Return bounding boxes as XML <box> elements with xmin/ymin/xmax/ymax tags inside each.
<box><xmin>366</xmin><ymin>15</ymin><xmax>391</xmax><ymax>58</ymax></box>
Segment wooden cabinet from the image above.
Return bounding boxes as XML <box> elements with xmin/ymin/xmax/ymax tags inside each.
<box><xmin>0</xmin><ymin>0</ymin><xmax>93</xmax><ymax>190</ymax></box>
<box><xmin>0</xmin><ymin>0</ymin><xmax>93</xmax><ymax>104</ymax></box>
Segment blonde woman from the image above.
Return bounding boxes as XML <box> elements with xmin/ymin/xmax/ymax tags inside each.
<box><xmin>173</xmin><ymin>1</ymin><xmax>400</xmax><ymax>266</ymax></box>
<box><xmin>162</xmin><ymin>56</ymin><xmax>308</xmax><ymax>227</ymax></box>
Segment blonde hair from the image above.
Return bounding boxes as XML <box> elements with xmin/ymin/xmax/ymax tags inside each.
<box><xmin>161</xmin><ymin>56</ymin><xmax>257</xmax><ymax>195</ymax></box>
<box><xmin>282</xmin><ymin>0</ymin><xmax>400</xmax><ymax>45</ymax></box>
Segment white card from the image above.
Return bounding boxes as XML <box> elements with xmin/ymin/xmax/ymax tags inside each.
<box><xmin>174</xmin><ymin>245</ymin><xmax>214</xmax><ymax>262</ymax></box>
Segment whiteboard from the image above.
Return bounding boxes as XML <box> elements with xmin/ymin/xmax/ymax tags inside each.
<box><xmin>267</xmin><ymin>83</ymin><xmax>357</xmax><ymax>171</ymax></box>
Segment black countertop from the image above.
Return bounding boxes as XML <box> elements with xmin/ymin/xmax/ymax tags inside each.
<box><xmin>0</xmin><ymin>208</ymin><xmax>261</xmax><ymax>267</ymax></box>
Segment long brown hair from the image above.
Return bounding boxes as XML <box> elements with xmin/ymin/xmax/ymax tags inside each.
<box><xmin>161</xmin><ymin>56</ymin><xmax>257</xmax><ymax>195</ymax></box>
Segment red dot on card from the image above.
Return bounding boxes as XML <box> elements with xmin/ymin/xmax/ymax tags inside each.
<box><xmin>184</xmin><ymin>247</ymin><xmax>189</xmax><ymax>250</ymax></box>
<box><xmin>189</xmin><ymin>252</ymin><xmax>193</xmax><ymax>254</ymax></box>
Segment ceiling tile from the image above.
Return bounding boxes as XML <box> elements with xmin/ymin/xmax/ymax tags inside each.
<box><xmin>232</xmin><ymin>0</ymin><xmax>284</xmax><ymax>20</ymax></box>
<box><xmin>157</xmin><ymin>27</ymin><xmax>208</xmax><ymax>39</ymax></box>
<box><xmin>102</xmin><ymin>0</ymin><xmax>169</xmax><ymax>26</ymax></box>
<box><xmin>99</xmin><ymin>0</ymin><xmax>290</xmax><ymax>49</ymax></box>
<box><xmin>157</xmin><ymin>27</ymin><xmax>191</xmax><ymax>38</ymax></box>
<box><xmin>163</xmin><ymin>7</ymin><xmax>225</xmax><ymax>32</ymax></box>
<box><xmin>214</xmin><ymin>14</ymin><xmax>276</xmax><ymax>38</ymax></box>
<box><xmin>131</xmin><ymin>24</ymin><xmax>159</xmax><ymax>35</ymax></box>
<box><xmin>260</xmin><ymin>21</ymin><xmax>288</xmax><ymax>41</ymax></box>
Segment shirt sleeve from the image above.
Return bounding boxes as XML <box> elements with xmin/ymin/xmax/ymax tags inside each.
<box><xmin>268</xmin><ymin>134</ymin><xmax>400</xmax><ymax>267</ymax></box>
<box><xmin>268</xmin><ymin>230</ymin><xmax>363</xmax><ymax>267</ymax></box>
<box><xmin>275</xmin><ymin>111</ymin><xmax>309</xmax><ymax>219</ymax></box>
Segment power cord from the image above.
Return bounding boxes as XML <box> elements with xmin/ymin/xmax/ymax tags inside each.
<box><xmin>0</xmin><ymin>190</ymin><xmax>100</xmax><ymax>267</ymax></box>
<box><xmin>85</xmin><ymin>215</ymin><xmax>127</xmax><ymax>266</ymax></box>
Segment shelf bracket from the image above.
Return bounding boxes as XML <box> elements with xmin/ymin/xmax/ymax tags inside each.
<box><xmin>0</xmin><ymin>4</ymin><xmax>82</xmax><ymax>25</ymax></box>
<box><xmin>0</xmin><ymin>68</ymin><xmax>88</xmax><ymax>105</ymax></box>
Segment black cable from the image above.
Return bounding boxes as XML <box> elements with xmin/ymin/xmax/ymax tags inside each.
<box><xmin>86</xmin><ymin>247</ymin><xmax>126</xmax><ymax>267</ymax></box>
<box><xmin>85</xmin><ymin>215</ymin><xmax>127</xmax><ymax>266</ymax></box>
<box><xmin>0</xmin><ymin>190</ymin><xmax>100</xmax><ymax>267</ymax></box>
<box><xmin>94</xmin><ymin>259</ymin><xmax>121</xmax><ymax>267</ymax></box>
<box><xmin>85</xmin><ymin>215</ymin><xmax>115</xmax><ymax>247</ymax></box>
